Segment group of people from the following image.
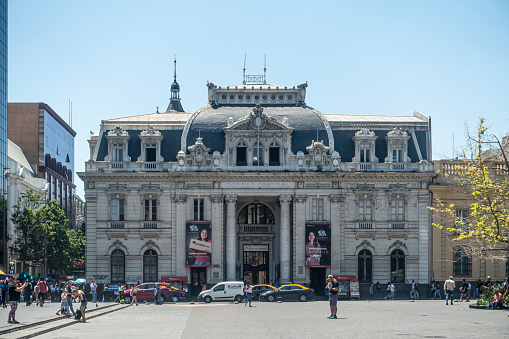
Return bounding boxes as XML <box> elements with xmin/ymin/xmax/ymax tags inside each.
<box><xmin>0</xmin><ymin>276</ymin><xmax>89</xmax><ymax>325</ymax></box>
<box><xmin>443</xmin><ymin>275</ymin><xmax>509</xmax><ymax>308</ymax></box>
<box><xmin>367</xmin><ymin>281</ymin><xmax>396</xmax><ymax>300</ymax></box>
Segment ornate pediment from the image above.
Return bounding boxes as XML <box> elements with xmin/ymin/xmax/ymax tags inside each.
<box><xmin>187</xmin><ymin>137</ymin><xmax>211</xmax><ymax>166</ymax></box>
<box><xmin>224</xmin><ymin>104</ymin><xmax>292</xmax><ymax>132</ymax></box>
<box><xmin>107</xmin><ymin>126</ymin><xmax>129</xmax><ymax>137</ymax></box>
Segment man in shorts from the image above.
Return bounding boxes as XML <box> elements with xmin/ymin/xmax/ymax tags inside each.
<box><xmin>327</xmin><ymin>275</ymin><xmax>339</xmax><ymax>319</ymax></box>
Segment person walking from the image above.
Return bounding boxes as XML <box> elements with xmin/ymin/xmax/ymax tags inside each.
<box><xmin>368</xmin><ymin>283</ymin><xmax>374</xmax><ymax>301</ymax></box>
<box><xmin>183</xmin><ymin>285</ymin><xmax>188</xmax><ymax>300</ymax></box>
<box><xmin>1</xmin><ymin>280</ymin><xmax>8</xmax><ymax>308</ymax></box>
<box><xmin>90</xmin><ymin>281</ymin><xmax>97</xmax><ymax>304</ymax></box>
<box><xmin>410</xmin><ymin>280</ymin><xmax>416</xmax><ymax>301</ymax></box>
<box><xmin>245</xmin><ymin>282</ymin><xmax>253</xmax><ymax>307</ymax></box>
<box><xmin>8</xmin><ymin>276</ymin><xmax>28</xmax><ymax>324</ymax></box>
<box><xmin>34</xmin><ymin>281</ymin><xmax>40</xmax><ymax>306</ymax></box>
<box><xmin>444</xmin><ymin>276</ymin><xmax>455</xmax><ymax>305</ymax></box>
<box><xmin>459</xmin><ymin>278</ymin><xmax>469</xmax><ymax>302</ymax></box>
<box><xmin>433</xmin><ymin>281</ymin><xmax>442</xmax><ymax>299</ymax></box>
<box><xmin>390</xmin><ymin>282</ymin><xmax>396</xmax><ymax>300</ymax></box>
<box><xmin>56</xmin><ymin>289</ymin><xmax>70</xmax><ymax>317</ymax></box>
<box><xmin>154</xmin><ymin>284</ymin><xmax>162</xmax><ymax>305</ymax></box>
<box><xmin>38</xmin><ymin>279</ymin><xmax>47</xmax><ymax>307</ymax></box>
<box><xmin>66</xmin><ymin>281</ymin><xmax>76</xmax><ymax>316</ymax></box>
<box><xmin>326</xmin><ymin>275</ymin><xmax>339</xmax><ymax>319</ymax></box>
<box><xmin>24</xmin><ymin>280</ymin><xmax>32</xmax><ymax>306</ymax></box>
<box><xmin>374</xmin><ymin>281</ymin><xmax>383</xmax><ymax>300</ymax></box>
<box><xmin>130</xmin><ymin>285</ymin><xmax>139</xmax><ymax>306</ymax></box>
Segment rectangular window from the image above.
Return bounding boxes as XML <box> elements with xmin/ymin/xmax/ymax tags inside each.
<box><xmin>359</xmin><ymin>199</ymin><xmax>372</xmax><ymax>221</ymax></box>
<box><xmin>113</xmin><ymin>143</ymin><xmax>123</xmax><ymax>162</ymax></box>
<box><xmin>360</xmin><ymin>149</ymin><xmax>370</xmax><ymax>162</ymax></box>
<box><xmin>236</xmin><ymin>147</ymin><xmax>247</xmax><ymax>166</ymax></box>
<box><xmin>112</xmin><ymin>199</ymin><xmax>125</xmax><ymax>221</ymax></box>
<box><xmin>455</xmin><ymin>209</ymin><xmax>469</xmax><ymax>230</ymax></box>
<box><xmin>253</xmin><ymin>145</ymin><xmax>263</xmax><ymax>166</ymax></box>
<box><xmin>392</xmin><ymin>149</ymin><xmax>403</xmax><ymax>163</ymax></box>
<box><xmin>454</xmin><ymin>248</ymin><xmax>471</xmax><ymax>276</ymax></box>
<box><xmin>269</xmin><ymin>147</ymin><xmax>280</xmax><ymax>166</ymax></box>
<box><xmin>391</xmin><ymin>200</ymin><xmax>405</xmax><ymax>221</ymax></box>
<box><xmin>146</xmin><ymin>144</ymin><xmax>156</xmax><ymax>162</ymax></box>
<box><xmin>144</xmin><ymin>199</ymin><xmax>157</xmax><ymax>221</ymax></box>
<box><xmin>312</xmin><ymin>198</ymin><xmax>324</xmax><ymax>221</ymax></box>
<box><xmin>194</xmin><ymin>198</ymin><xmax>204</xmax><ymax>221</ymax></box>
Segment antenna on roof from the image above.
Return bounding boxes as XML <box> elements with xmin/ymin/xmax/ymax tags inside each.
<box><xmin>263</xmin><ymin>54</ymin><xmax>267</xmax><ymax>85</ymax></box>
<box><xmin>174</xmin><ymin>55</ymin><xmax>177</xmax><ymax>82</ymax></box>
<box><xmin>243</xmin><ymin>54</ymin><xmax>247</xmax><ymax>85</ymax></box>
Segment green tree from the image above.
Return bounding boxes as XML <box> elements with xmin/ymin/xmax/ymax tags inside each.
<box><xmin>10</xmin><ymin>190</ymin><xmax>45</xmax><ymax>271</ymax></box>
<box><xmin>430</xmin><ymin>119</ymin><xmax>509</xmax><ymax>261</ymax></box>
<box><xmin>41</xmin><ymin>200</ymin><xmax>70</xmax><ymax>276</ymax></box>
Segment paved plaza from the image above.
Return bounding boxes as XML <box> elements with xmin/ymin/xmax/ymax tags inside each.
<box><xmin>1</xmin><ymin>299</ymin><xmax>507</xmax><ymax>338</ymax></box>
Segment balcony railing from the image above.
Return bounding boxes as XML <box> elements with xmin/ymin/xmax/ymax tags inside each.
<box><xmin>391</xmin><ymin>222</ymin><xmax>406</xmax><ymax>229</ymax></box>
<box><xmin>358</xmin><ymin>222</ymin><xmax>373</xmax><ymax>229</ymax></box>
<box><xmin>240</xmin><ymin>224</ymin><xmax>274</xmax><ymax>233</ymax></box>
<box><xmin>110</xmin><ymin>221</ymin><xmax>126</xmax><ymax>229</ymax></box>
<box><xmin>142</xmin><ymin>222</ymin><xmax>158</xmax><ymax>229</ymax></box>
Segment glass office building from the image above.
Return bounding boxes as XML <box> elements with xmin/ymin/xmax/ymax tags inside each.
<box><xmin>0</xmin><ymin>0</ymin><xmax>7</xmax><ymax>272</ymax></box>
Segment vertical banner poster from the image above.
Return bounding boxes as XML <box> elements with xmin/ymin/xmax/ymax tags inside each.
<box><xmin>186</xmin><ymin>222</ymin><xmax>212</xmax><ymax>267</ymax></box>
<box><xmin>350</xmin><ymin>281</ymin><xmax>360</xmax><ymax>298</ymax></box>
<box><xmin>305</xmin><ymin>223</ymin><xmax>331</xmax><ymax>267</ymax></box>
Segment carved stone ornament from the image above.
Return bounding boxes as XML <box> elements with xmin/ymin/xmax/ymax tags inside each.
<box><xmin>306</xmin><ymin>140</ymin><xmax>330</xmax><ymax>164</ymax></box>
<box><xmin>108</xmin><ymin>126</ymin><xmax>129</xmax><ymax>137</ymax></box>
<box><xmin>279</xmin><ymin>195</ymin><xmax>292</xmax><ymax>205</ymax></box>
<box><xmin>187</xmin><ymin>137</ymin><xmax>211</xmax><ymax>165</ymax></box>
<box><xmin>386</xmin><ymin>127</ymin><xmax>408</xmax><ymax>137</ymax></box>
<box><xmin>140</xmin><ymin>126</ymin><xmax>161</xmax><ymax>137</ymax></box>
<box><xmin>225</xmin><ymin>195</ymin><xmax>237</xmax><ymax>204</ymax></box>
<box><xmin>210</xmin><ymin>194</ymin><xmax>224</xmax><ymax>203</ymax></box>
<box><xmin>294</xmin><ymin>195</ymin><xmax>307</xmax><ymax>203</ymax></box>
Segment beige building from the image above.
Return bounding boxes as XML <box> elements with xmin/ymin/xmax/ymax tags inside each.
<box><xmin>430</xmin><ymin>159</ymin><xmax>509</xmax><ymax>284</ymax></box>
<box><xmin>79</xmin><ymin>73</ymin><xmax>435</xmax><ymax>296</ymax></box>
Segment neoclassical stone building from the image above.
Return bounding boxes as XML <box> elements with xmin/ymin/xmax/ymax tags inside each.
<box><xmin>79</xmin><ymin>74</ymin><xmax>435</xmax><ymax>295</ymax></box>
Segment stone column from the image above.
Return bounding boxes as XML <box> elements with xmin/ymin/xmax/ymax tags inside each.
<box><xmin>210</xmin><ymin>194</ymin><xmax>224</xmax><ymax>283</ymax></box>
<box><xmin>280</xmin><ymin>195</ymin><xmax>292</xmax><ymax>283</ymax></box>
<box><xmin>225</xmin><ymin>195</ymin><xmax>237</xmax><ymax>281</ymax></box>
<box><xmin>329</xmin><ymin>194</ymin><xmax>343</xmax><ymax>273</ymax></box>
<box><xmin>294</xmin><ymin>195</ymin><xmax>307</xmax><ymax>283</ymax></box>
<box><xmin>175</xmin><ymin>194</ymin><xmax>187</xmax><ymax>276</ymax></box>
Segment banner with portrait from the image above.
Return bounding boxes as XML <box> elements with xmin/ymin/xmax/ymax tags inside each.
<box><xmin>305</xmin><ymin>223</ymin><xmax>331</xmax><ymax>267</ymax></box>
<box><xmin>186</xmin><ymin>222</ymin><xmax>212</xmax><ymax>267</ymax></box>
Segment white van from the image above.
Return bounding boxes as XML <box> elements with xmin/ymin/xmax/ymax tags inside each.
<box><xmin>198</xmin><ymin>281</ymin><xmax>244</xmax><ymax>303</ymax></box>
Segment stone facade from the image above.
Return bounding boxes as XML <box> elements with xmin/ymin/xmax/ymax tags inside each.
<box><xmin>79</xmin><ymin>78</ymin><xmax>435</xmax><ymax>294</ymax></box>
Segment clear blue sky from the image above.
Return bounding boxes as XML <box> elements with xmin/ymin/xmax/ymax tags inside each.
<box><xmin>8</xmin><ymin>0</ymin><xmax>509</xmax><ymax>198</ymax></box>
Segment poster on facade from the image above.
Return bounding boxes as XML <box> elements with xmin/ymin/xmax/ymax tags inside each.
<box><xmin>305</xmin><ymin>223</ymin><xmax>331</xmax><ymax>267</ymax></box>
<box><xmin>350</xmin><ymin>280</ymin><xmax>360</xmax><ymax>298</ymax></box>
<box><xmin>186</xmin><ymin>222</ymin><xmax>212</xmax><ymax>267</ymax></box>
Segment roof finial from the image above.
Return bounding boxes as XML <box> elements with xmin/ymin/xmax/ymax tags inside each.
<box><xmin>243</xmin><ymin>54</ymin><xmax>246</xmax><ymax>85</ymax></box>
<box><xmin>174</xmin><ymin>55</ymin><xmax>177</xmax><ymax>82</ymax></box>
<box><xmin>263</xmin><ymin>54</ymin><xmax>267</xmax><ymax>85</ymax></box>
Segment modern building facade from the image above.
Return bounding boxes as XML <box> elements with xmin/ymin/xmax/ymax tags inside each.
<box><xmin>80</xmin><ymin>75</ymin><xmax>435</xmax><ymax>295</ymax></box>
<box><xmin>8</xmin><ymin>103</ymin><xmax>77</xmax><ymax>228</ymax></box>
<box><xmin>0</xmin><ymin>0</ymin><xmax>7</xmax><ymax>272</ymax></box>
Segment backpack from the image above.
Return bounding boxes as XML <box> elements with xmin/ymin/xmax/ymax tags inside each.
<box><xmin>75</xmin><ymin>309</ymin><xmax>82</xmax><ymax>320</ymax></box>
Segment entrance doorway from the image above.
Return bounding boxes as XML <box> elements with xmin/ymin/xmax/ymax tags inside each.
<box><xmin>243</xmin><ymin>250</ymin><xmax>268</xmax><ymax>285</ymax></box>
<box><xmin>310</xmin><ymin>268</ymin><xmax>326</xmax><ymax>296</ymax></box>
<box><xmin>191</xmin><ymin>267</ymin><xmax>207</xmax><ymax>296</ymax></box>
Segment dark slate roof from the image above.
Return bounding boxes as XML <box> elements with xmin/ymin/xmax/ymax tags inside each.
<box><xmin>96</xmin><ymin>129</ymin><xmax>184</xmax><ymax>162</ymax></box>
<box><xmin>167</xmin><ymin>99</ymin><xmax>185</xmax><ymax>112</ymax></box>
<box><xmin>184</xmin><ymin>104</ymin><xmax>329</xmax><ymax>154</ymax></box>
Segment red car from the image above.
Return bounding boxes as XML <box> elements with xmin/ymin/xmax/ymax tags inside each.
<box><xmin>123</xmin><ymin>283</ymin><xmax>173</xmax><ymax>304</ymax></box>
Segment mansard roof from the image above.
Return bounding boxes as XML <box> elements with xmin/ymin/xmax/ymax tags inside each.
<box><xmin>103</xmin><ymin>111</ymin><xmax>191</xmax><ymax>124</ymax></box>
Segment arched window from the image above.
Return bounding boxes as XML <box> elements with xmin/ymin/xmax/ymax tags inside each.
<box><xmin>236</xmin><ymin>141</ymin><xmax>247</xmax><ymax>166</ymax></box>
<box><xmin>269</xmin><ymin>141</ymin><xmax>280</xmax><ymax>166</ymax></box>
<box><xmin>237</xmin><ymin>203</ymin><xmax>275</xmax><ymax>224</ymax></box>
<box><xmin>253</xmin><ymin>142</ymin><xmax>263</xmax><ymax>166</ymax></box>
<box><xmin>143</xmin><ymin>249</ymin><xmax>158</xmax><ymax>282</ymax></box>
<box><xmin>390</xmin><ymin>249</ymin><xmax>405</xmax><ymax>283</ymax></box>
<box><xmin>111</xmin><ymin>249</ymin><xmax>125</xmax><ymax>284</ymax></box>
<box><xmin>358</xmin><ymin>249</ymin><xmax>372</xmax><ymax>283</ymax></box>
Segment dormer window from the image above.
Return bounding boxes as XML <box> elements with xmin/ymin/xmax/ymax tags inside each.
<box><xmin>352</xmin><ymin>129</ymin><xmax>378</xmax><ymax>163</ymax></box>
<box><xmin>138</xmin><ymin>126</ymin><xmax>163</xmax><ymax>162</ymax></box>
<box><xmin>385</xmin><ymin>128</ymin><xmax>410</xmax><ymax>163</ymax></box>
<box><xmin>253</xmin><ymin>142</ymin><xmax>263</xmax><ymax>166</ymax></box>
<box><xmin>236</xmin><ymin>141</ymin><xmax>247</xmax><ymax>166</ymax></box>
<box><xmin>105</xmin><ymin>127</ymin><xmax>131</xmax><ymax>162</ymax></box>
<box><xmin>269</xmin><ymin>141</ymin><xmax>280</xmax><ymax>166</ymax></box>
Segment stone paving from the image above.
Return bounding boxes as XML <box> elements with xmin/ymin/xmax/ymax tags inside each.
<box><xmin>3</xmin><ymin>299</ymin><xmax>509</xmax><ymax>338</ymax></box>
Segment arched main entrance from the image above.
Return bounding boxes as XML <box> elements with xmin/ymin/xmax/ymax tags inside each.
<box><xmin>238</xmin><ymin>203</ymin><xmax>274</xmax><ymax>285</ymax></box>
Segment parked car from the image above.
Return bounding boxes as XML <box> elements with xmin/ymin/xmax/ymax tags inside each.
<box><xmin>198</xmin><ymin>281</ymin><xmax>244</xmax><ymax>303</ymax></box>
<box><xmin>252</xmin><ymin>284</ymin><xmax>276</xmax><ymax>299</ymax></box>
<box><xmin>259</xmin><ymin>284</ymin><xmax>315</xmax><ymax>302</ymax></box>
<box><xmin>169</xmin><ymin>286</ymin><xmax>186</xmax><ymax>302</ymax></box>
<box><xmin>123</xmin><ymin>283</ymin><xmax>173</xmax><ymax>304</ymax></box>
